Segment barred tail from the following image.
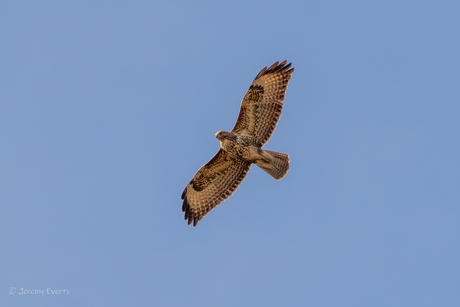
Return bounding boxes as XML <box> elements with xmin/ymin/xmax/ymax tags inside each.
<box><xmin>255</xmin><ymin>150</ymin><xmax>290</xmax><ymax>180</ymax></box>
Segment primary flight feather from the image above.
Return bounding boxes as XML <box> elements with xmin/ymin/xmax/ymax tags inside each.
<box><xmin>181</xmin><ymin>60</ymin><xmax>294</xmax><ymax>226</ymax></box>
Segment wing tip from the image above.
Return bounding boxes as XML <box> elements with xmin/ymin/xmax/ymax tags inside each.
<box><xmin>181</xmin><ymin>191</ymin><xmax>201</xmax><ymax>227</ymax></box>
<box><xmin>254</xmin><ymin>60</ymin><xmax>294</xmax><ymax>80</ymax></box>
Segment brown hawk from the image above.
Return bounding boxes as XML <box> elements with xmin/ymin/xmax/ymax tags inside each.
<box><xmin>181</xmin><ymin>60</ymin><xmax>294</xmax><ymax>226</ymax></box>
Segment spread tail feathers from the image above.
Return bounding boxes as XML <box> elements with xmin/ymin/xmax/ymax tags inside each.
<box><xmin>255</xmin><ymin>150</ymin><xmax>290</xmax><ymax>180</ymax></box>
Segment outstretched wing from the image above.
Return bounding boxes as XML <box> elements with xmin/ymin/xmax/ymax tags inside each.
<box><xmin>181</xmin><ymin>149</ymin><xmax>251</xmax><ymax>226</ymax></box>
<box><xmin>231</xmin><ymin>60</ymin><xmax>294</xmax><ymax>147</ymax></box>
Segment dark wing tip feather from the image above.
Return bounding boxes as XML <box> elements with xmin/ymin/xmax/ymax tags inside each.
<box><xmin>181</xmin><ymin>190</ymin><xmax>195</xmax><ymax>226</ymax></box>
<box><xmin>268</xmin><ymin>60</ymin><xmax>281</xmax><ymax>70</ymax></box>
<box><xmin>254</xmin><ymin>66</ymin><xmax>268</xmax><ymax>80</ymax></box>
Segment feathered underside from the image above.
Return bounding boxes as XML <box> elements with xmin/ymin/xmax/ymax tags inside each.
<box><xmin>181</xmin><ymin>60</ymin><xmax>294</xmax><ymax>226</ymax></box>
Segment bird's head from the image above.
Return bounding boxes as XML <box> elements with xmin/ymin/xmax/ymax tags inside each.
<box><xmin>215</xmin><ymin>130</ymin><xmax>225</xmax><ymax>140</ymax></box>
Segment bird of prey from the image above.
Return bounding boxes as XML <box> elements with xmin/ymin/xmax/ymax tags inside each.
<box><xmin>181</xmin><ymin>60</ymin><xmax>294</xmax><ymax>226</ymax></box>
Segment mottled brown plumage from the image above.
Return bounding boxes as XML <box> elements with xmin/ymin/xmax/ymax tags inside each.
<box><xmin>182</xmin><ymin>60</ymin><xmax>294</xmax><ymax>226</ymax></box>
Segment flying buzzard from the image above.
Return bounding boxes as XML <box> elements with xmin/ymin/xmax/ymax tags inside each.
<box><xmin>181</xmin><ymin>60</ymin><xmax>294</xmax><ymax>226</ymax></box>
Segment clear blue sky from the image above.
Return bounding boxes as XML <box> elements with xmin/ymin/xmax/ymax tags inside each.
<box><xmin>1</xmin><ymin>1</ymin><xmax>459</xmax><ymax>306</ymax></box>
